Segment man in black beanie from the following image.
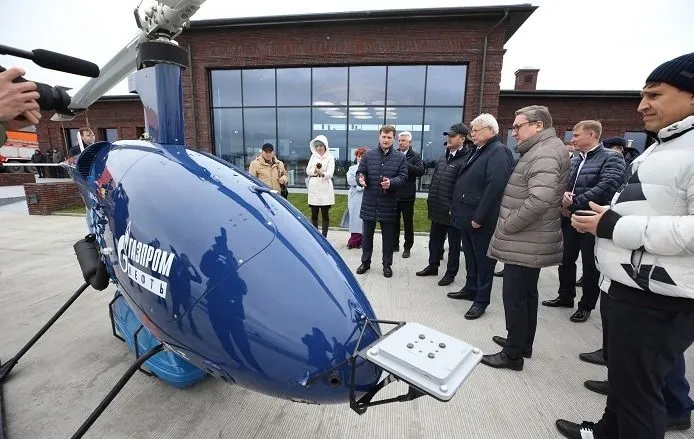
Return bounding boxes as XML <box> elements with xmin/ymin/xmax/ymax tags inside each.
<box><xmin>556</xmin><ymin>52</ymin><xmax>694</xmax><ymax>438</ymax></box>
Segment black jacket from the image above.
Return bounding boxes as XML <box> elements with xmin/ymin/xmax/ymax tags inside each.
<box><xmin>426</xmin><ymin>147</ymin><xmax>471</xmax><ymax>226</ymax></box>
<box><xmin>568</xmin><ymin>144</ymin><xmax>626</xmax><ymax>212</ymax></box>
<box><xmin>451</xmin><ymin>136</ymin><xmax>514</xmax><ymax>232</ymax></box>
<box><xmin>396</xmin><ymin>148</ymin><xmax>425</xmax><ymax>201</ymax></box>
<box><xmin>356</xmin><ymin>147</ymin><xmax>408</xmax><ymax>222</ymax></box>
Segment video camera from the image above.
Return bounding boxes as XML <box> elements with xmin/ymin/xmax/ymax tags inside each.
<box><xmin>0</xmin><ymin>44</ymin><xmax>100</xmax><ymax>115</ymax></box>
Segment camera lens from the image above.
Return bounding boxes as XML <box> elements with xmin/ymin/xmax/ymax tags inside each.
<box><xmin>33</xmin><ymin>82</ymin><xmax>71</xmax><ymax>114</ymax></box>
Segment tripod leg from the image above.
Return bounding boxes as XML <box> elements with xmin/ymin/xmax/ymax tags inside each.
<box><xmin>0</xmin><ymin>282</ymin><xmax>90</xmax><ymax>382</ymax></box>
<box><xmin>71</xmin><ymin>344</ymin><xmax>164</xmax><ymax>439</ymax></box>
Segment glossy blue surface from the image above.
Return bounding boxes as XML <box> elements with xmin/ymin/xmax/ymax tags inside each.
<box><xmin>111</xmin><ymin>292</ymin><xmax>208</xmax><ymax>389</ymax></box>
<box><xmin>69</xmin><ymin>139</ymin><xmax>383</xmax><ymax>403</ymax></box>
<box><xmin>129</xmin><ymin>63</ymin><xmax>184</xmax><ymax>145</ymax></box>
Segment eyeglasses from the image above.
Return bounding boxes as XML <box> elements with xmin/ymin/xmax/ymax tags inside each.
<box><xmin>511</xmin><ymin>121</ymin><xmax>537</xmax><ymax>132</ymax></box>
<box><xmin>470</xmin><ymin>127</ymin><xmax>489</xmax><ymax>135</ymax></box>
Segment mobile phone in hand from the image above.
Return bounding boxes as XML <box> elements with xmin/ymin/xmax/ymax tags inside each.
<box><xmin>574</xmin><ymin>210</ymin><xmax>597</xmax><ymax>216</ymax></box>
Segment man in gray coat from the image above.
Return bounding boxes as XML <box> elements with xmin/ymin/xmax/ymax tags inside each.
<box><xmin>482</xmin><ymin>105</ymin><xmax>571</xmax><ymax>371</ymax></box>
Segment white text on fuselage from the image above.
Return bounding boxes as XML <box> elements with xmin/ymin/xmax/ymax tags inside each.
<box><xmin>117</xmin><ymin>221</ymin><xmax>174</xmax><ymax>298</ymax></box>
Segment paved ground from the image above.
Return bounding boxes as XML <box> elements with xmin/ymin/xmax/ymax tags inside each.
<box><xmin>0</xmin><ymin>212</ymin><xmax>692</xmax><ymax>439</ymax></box>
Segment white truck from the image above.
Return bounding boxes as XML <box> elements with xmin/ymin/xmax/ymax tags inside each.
<box><xmin>0</xmin><ymin>130</ymin><xmax>39</xmax><ymax>173</ymax></box>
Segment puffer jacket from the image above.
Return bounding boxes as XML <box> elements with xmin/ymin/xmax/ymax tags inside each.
<box><xmin>306</xmin><ymin>135</ymin><xmax>335</xmax><ymax>206</ymax></box>
<box><xmin>567</xmin><ymin>144</ymin><xmax>625</xmax><ymax>212</ymax></box>
<box><xmin>427</xmin><ymin>148</ymin><xmax>470</xmax><ymax>225</ymax></box>
<box><xmin>248</xmin><ymin>155</ymin><xmax>287</xmax><ymax>192</ymax></box>
<box><xmin>488</xmin><ymin>128</ymin><xmax>571</xmax><ymax>268</ymax></box>
<box><xmin>595</xmin><ymin>115</ymin><xmax>694</xmax><ymax>306</ymax></box>
<box><xmin>356</xmin><ymin>146</ymin><xmax>408</xmax><ymax>222</ymax></box>
<box><xmin>396</xmin><ymin>148</ymin><xmax>425</xmax><ymax>201</ymax></box>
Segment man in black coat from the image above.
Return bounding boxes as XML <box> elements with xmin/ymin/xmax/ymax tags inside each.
<box><xmin>449</xmin><ymin>114</ymin><xmax>514</xmax><ymax>320</ymax></box>
<box><xmin>416</xmin><ymin>123</ymin><xmax>471</xmax><ymax>286</ymax></box>
<box><xmin>356</xmin><ymin>125</ymin><xmax>408</xmax><ymax>278</ymax></box>
<box><xmin>542</xmin><ymin>120</ymin><xmax>625</xmax><ymax>322</ymax></box>
<box><xmin>394</xmin><ymin>131</ymin><xmax>425</xmax><ymax>258</ymax></box>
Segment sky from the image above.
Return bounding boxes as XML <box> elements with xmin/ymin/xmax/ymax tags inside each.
<box><xmin>1</xmin><ymin>0</ymin><xmax>692</xmax><ymax>98</ymax></box>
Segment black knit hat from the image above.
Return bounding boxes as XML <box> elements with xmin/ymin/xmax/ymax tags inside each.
<box><xmin>603</xmin><ymin>136</ymin><xmax>627</xmax><ymax>148</ymax></box>
<box><xmin>261</xmin><ymin>143</ymin><xmax>274</xmax><ymax>152</ymax></box>
<box><xmin>645</xmin><ymin>52</ymin><xmax>694</xmax><ymax>93</ymax></box>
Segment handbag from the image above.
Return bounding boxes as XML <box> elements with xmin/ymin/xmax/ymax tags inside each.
<box><xmin>278</xmin><ymin>166</ymin><xmax>289</xmax><ymax>199</ymax></box>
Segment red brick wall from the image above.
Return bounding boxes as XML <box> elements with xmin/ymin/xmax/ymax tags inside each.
<box><xmin>0</xmin><ymin>173</ymin><xmax>35</xmax><ymax>186</ymax></box>
<box><xmin>24</xmin><ymin>182</ymin><xmax>85</xmax><ymax>215</ymax></box>
<box><xmin>35</xmin><ymin>100</ymin><xmax>145</xmax><ymax>154</ymax></box>
<box><xmin>497</xmin><ymin>95</ymin><xmax>644</xmax><ymax>141</ymax></box>
<box><xmin>178</xmin><ymin>18</ymin><xmax>509</xmax><ymax>151</ymax></box>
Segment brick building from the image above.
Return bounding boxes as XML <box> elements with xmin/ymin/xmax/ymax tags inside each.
<box><xmin>35</xmin><ymin>5</ymin><xmax>650</xmax><ymax>191</ymax></box>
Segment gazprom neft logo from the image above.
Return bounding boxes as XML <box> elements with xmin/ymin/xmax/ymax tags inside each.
<box><xmin>116</xmin><ymin>221</ymin><xmax>174</xmax><ymax>298</ymax></box>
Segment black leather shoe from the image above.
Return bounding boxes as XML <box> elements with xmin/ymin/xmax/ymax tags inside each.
<box><xmin>576</xmin><ymin>275</ymin><xmax>583</xmax><ymax>287</ymax></box>
<box><xmin>541</xmin><ymin>297</ymin><xmax>574</xmax><ymax>308</ymax></box>
<box><xmin>667</xmin><ymin>415</ymin><xmax>691</xmax><ymax>431</ymax></box>
<box><xmin>438</xmin><ymin>275</ymin><xmax>455</xmax><ymax>286</ymax></box>
<box><xmin>584</xmin><ymin>379</ymin><xmax>609</xmax><ymax>396</ymax></box>
<box><xmin>402</xmin><ymin>249</ymin><xmax>410</xmax><ymax>258</ymax></box>
<box><xmin>579</xmin><ymin>348</ymin><xmax>606</xmax><ymax>366</ymax></box>
<box><xmin>464</xmin><ymin>304</ymin><xmax>486</xmax><ymax>320</ymax></box>
<box><xmin>555</xmin><ymin>420</ymin><xmax>594</xmax><ymax>439</ymax></box>
<box><xmin>356</xmin><ymin>263</ymin><xmax>370</xmax><ymax>274</ymax></box>
<box><xmin>416</xmin><ymin>265</ymin><xmax>438</xmax><ymax>276</ymax></box>
<box><xmin>570</xmin><ymin>308</ymin><xmax>591</xmax><ymax>322</ymax></box>
<box><xmin>493</xmin><ymin>268</ymin><xmax>504</xmax><ymax>277</ymax></box>
<box><xmin>480</xmin><ymin>351</ymin><xmax>523</xmax><ymax>370</ymax></box>
<box><xmin>491</xmin><ymin>336</ymin><xmax>532</xmax><ymax>358</ymax></box>
<box><xmin>447</xmin><ymin>290</ymin><xmax>475</xmax><ymax>300</ymax></box>
<box><xmin>383</xmin><ymin>265</ymin><xmax>392</xmax><ymax>278</ymax></box>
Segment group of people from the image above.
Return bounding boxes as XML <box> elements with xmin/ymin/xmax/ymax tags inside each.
<box><xmin>249</xmin><ymin>52</ymin><xmax>694</xmax><ymax>439</ymax></box>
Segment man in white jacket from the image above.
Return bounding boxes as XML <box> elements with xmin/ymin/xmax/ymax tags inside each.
<box><xmin>556</xmin><ymin>52</ymin><xmax>694</xmax><ymax>439</ymax></box>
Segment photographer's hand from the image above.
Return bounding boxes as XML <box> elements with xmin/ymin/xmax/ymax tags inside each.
<box><xmin>0</xmin><ymin>67</ymin><xmax>40</xmax><ymax>122</ymax></box>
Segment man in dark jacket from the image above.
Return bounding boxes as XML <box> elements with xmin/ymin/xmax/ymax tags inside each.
<box><xmin>356</xmin><ymin>125</ymin><xmax>408</xmax><ymax>278</ymax></box>
<box><xmin>394</xmin><ymin>131</ymin><xmax>425</xmax><ymax>258</ymax></box>
<box><xmin>31</xmin><ymin>149</ymin><xmax>44</xmax><ymax>178</ymax></box>
<box><xmin>449</xmin><ymin>114</ymin><xmax>513</xmax><ymax>320</ymax></box>
<box><xmin>416</xmin><ymin>123</ymin><xmax>471</xmax><ymax>286</ymax></box>
<box><xmin>542</xmin><ymin>120</ymin><xmax>625</xmax><ymax>323</ymax></box>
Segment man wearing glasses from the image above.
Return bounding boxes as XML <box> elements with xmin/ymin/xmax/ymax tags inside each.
<box><xmin>482</xmin><ymin>105</ymin><xmax>570</xmax><ymax>370</ymax></box>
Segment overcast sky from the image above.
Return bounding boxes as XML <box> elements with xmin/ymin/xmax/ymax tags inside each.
<box><xmin>2</xmin><ymin>0</ymin><xmax>692</xmax><ymax>97</ymax></box>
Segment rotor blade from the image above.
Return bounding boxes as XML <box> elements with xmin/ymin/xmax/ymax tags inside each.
<box><xmin>69</xmin><ymin>35</ymin><xmax>143</xmax><ymax>111</ymax></box>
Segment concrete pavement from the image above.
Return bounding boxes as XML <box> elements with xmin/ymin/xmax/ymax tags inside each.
<box><xmin>0</xmin><ymin>212</ymin><xmax>691</xmax><ymax>438</ymax></box>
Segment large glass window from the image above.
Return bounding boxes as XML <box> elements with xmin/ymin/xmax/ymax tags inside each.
<box><xmin>242</xmin><ymin>69</ymin><xmax>275</xmax><ymax>107</ymax></box>
<box><xmin>387</xmin><ymin>66</ymin><xmax>426</xmax><ymax>106</ymax></box>
<box><xmin>243</xmin><ymin>108</ymin><xmax>277</xmax><ymax>165</ymax></box>
<box><xmin>421</xmin><ymin>107</ymin><xmax>464</xmax><ymax>191</ymax></box>
<box><xmin>210</xmin><ymin>70</ymin><xmax>241</xmax><ymax>107</ymax></box>
<box><xmin>312</xmin><ymin>67</ymin><xmax>348</xmax><ymax>106</ymax></box>
<box><xmin>349</xmin><ymin>66</ymin><xmax>386</xmax><ymax>106</ymax></box>
<box><xmin>386</xmin><ymin>107</ymin><xmax>424</xmax><ymax>153</ymax></box>
<box><xmin>278</xmin><ymin>107</ymin><xmax>311</xmax><ymax>186</ymax></box>
<box><xmin>210</xmin><ymin>64</ymin><xmax>467</xmax><ymax>191</ymax></box>
<box><xmin>425</xmin><ymin>65</ymin><xmax>467</xmax><ymax>106</ymax></box>
<box><xmin>277</xmin><ymin>68</ymin><xmax>311</xmax><ymax>106</ymax></box>
<box><xmin>102</xmin><ymin>128</ymin><xmax>119</xmax><ymax>143</ymax></box>
<box><xmin>213</xmin><ymin>108</ymin><xmax>243</xmax><ymax>167</ymax></box>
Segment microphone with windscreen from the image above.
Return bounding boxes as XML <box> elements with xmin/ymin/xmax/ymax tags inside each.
<box><xmin>0</xmin><ymin>44</ymin><xmax>99</xmax><ymax>78</ymax></box>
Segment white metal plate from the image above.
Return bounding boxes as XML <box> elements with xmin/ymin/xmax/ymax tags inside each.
<box><xmin>360</xmin><ymin>322</ymin><xmax>483</xmax><ymax>401</ymax></box>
